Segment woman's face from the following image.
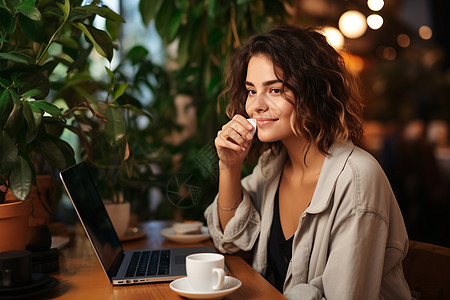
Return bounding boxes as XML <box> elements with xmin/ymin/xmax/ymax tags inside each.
<box><xmin>245</xmin><ymin>54</ymin><xmax>296</xmax><ymax>143</ymax></box>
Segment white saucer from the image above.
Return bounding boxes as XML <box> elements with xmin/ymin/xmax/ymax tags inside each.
<box><xmin>160</xmin><ymin>226</ymin><xmax>210</xmax><ymax>243</ymax></box>
<box><xmin>119</xmin><ymin>227</ymin><xmax>146</xmax><ymax>242</ymax></box>
<box><xmin>170</xmin><ymin>276</ymin><xmax>241</xmax><ymax>299</ymax></box>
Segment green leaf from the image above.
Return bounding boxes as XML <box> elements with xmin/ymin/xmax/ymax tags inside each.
<box><xmin>74</xmin><ymin>23</ymin><xmax>113</xmax><ymax>61</ymax></box>
<box><xmin>42</xmin><ymin>116</ymin><xmax>64</xmax><ymax>137</ymax></box>
<box><xmin>208</xmin><ymin>0</ymin><xmax>216</xmax><ymax>18</ymax></box>
<box><xmin>10</xmin><ymin>155</ymin><xmax>33</xmax><ymax>200</ymax></box>
<box><xmin>67</xmin><ymin>10</ymin><xmax>89</xmax><ymax>22</ymax></box>
<box><xmin>126</xmin><ymin>45</ymin><xmax>149</xmax><ymax>65</ymax></box>
<box><xmin>36</xmin><ymin>137</ymin><xmax>75</xmax><ymax>170</ymax></box>
<box><xmin>21</xmin><ymin>88</ymin><xmax>41</xmax><ymax>99</ymax></box>
<box><xmin>154</xmin><ymin>0</ymin><xmax>175</xmax><ymax>43</ymax></box>
<box><xmin>30</xmin><ymin>100</ymin><xmax>62</xmax><ymax>121</ymax></box>
<box><xmin>104</xmin><ymin>105</ymin><xmax>126</xmax><ymax>147</ymax></box>
<box><xmin>18</xmin><ymin>13</ymin><xmax>45</xmax><ymax>43</ymax></box>
<box><xmin>0</xmin><ymin>130</ymin><xmax>18</xmax><ymax>174</ymax></box>
<box><xmin>4</xmin><ymin>103</ymin><xmax>23</xmax><ymax>136</ymax></box>
<box><xmin>105</xmin><ymin>66</ymin><xmax>114</xmax><ymax>84</ymax></box>
<box><xmin>0</xmin><ymin>51</ymin><xmax>34</xmax><ymax>64</ymax></box>
<box><xmin>177</xmin><ymin>24</ymin><xmax>192</xmax><ymax>68</ymax></box>
<box><xmin>105</xmin><ymin>17</ymin><xmax>120</xmax><ymax>41</ymax></box>
<box><xmin>112</xmin><ymin>83</ymin><xmax>128</xmax><ymax>101</ymax></box>
<box><xmin>56</xmin><ymin>0</ymin><xmax>70</xmax><ymax>20</ymax></box>
<box><xmin>0</xmin><ymin>7</ymin><xmax>16</xmax><ymax>34</ymax></box>
<box><xmin>0</xmin><ymin>89</ymin><xmax>12</xmax><ymax>127</ymax></box>
<box><xmin>139</xmin><ymin>0</ymin><xmax>164</xmax><ymax>26</ymax></box>
<box><xmin>75</xmin><ymin>5</ymin><xmax>125</xmax><ymax>23</ymax></box>
<box><xmin>22</xmin><ymin>100</ymin><xmax>42</xmax><ymax>141</ymax></box>
<box><xmin>168</xmin><ymin>9</ymin><xmax>183</xmax><ymax>42</ymax></box>
<box><xmin>15</xmin><ymin>0</ymin><xmax>41</xmax><ymax>21</ymax></box>
<box><xmin>55</xmin><ymin>37</ymin><xmax>79</xmax><ymax>50</ymax></box>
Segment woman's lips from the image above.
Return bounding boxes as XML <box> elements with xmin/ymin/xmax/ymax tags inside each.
<box><xmin>255</xmin><ymin>118</ymin><xmax>278</xmax><ymax>127</ymax></box>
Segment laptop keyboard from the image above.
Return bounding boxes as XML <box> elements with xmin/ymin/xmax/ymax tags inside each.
<box><xmin>124</xmin><ymin>250</ymin><xmax>170</xmax><ymax>277</ymax></box>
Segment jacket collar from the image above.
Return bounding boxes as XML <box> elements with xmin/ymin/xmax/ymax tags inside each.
<box><xmin>260</xmin><ymin>141</ymin><xmax>355</xmax><ymax>214</ymax></box>
<box><xmin>259</xmin><ymin>147</ymin><xmax>288</xmax><ymax>179</ymax></box>
<box><xmin>307</xmin><ymin>141</ymin><xmax>355</xmax><ymax>214</ymax></box>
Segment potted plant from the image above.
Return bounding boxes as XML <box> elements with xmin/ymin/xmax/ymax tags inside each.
<box><xmin>0</xmin><ymin>0</ymin><xmax>125</xmax><ymax>251</ymax></box>
<box><xmin>136</xmin><ymin>0</ymin><xmax>292</xmax><ymax>220</ymax></box>
<box><xmin>66</xmin><ymin>65</ymin><xmax>154</xmax><ymax>237</ymax></box>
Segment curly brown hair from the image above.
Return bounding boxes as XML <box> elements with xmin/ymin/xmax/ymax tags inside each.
<box><xmin>221</xmin><ymin>25</ymin><xmax>364</xmax><ymax>163</ymax></box>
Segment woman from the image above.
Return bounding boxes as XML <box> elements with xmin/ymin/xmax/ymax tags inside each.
<box><xmin>204</xmin><ymin>25</ymin><xmax>411</xmax><ymax>299</ymax></box>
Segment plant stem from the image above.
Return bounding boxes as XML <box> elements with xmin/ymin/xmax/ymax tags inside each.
<box><xmin>36</xmin><ymin>16</ymin><xmax>68</xmax><ymax>64</ymax></box>
<box><xmin>230</xmin><ymin>4</ymin><xmax>240</xmax><ymax>48</ymax></box>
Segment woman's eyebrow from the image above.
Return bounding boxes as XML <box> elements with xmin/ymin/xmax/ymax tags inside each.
<box><xmin>245</xmin><ymin>79</ymin><xmax>283</xmax><ymax>87</ymax></box>
<box><xmin>263</xmin><ymin>79</ymin><xmax>283</xmax><ymax>86</ymax></box>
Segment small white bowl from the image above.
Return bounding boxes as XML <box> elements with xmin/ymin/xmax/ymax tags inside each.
<box><xmin>172</xmin><ymin>221</ymin><xmax>203</xmax><ymax>235</ymax></box>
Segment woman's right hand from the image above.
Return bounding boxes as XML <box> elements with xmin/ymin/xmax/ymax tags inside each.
<box><xmin>215</xmin><ymin>115</ymin><xmax>255</xmax><ymax>168</ymax></box>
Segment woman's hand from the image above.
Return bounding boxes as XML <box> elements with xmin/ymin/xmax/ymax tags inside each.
<box><xmin>215</xmin><ymin>115</ymin><xmax>255</xmax><ymax>168</ymax></box>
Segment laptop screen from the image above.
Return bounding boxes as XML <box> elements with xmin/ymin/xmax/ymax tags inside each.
<box><xmin>60</xmin><ymin>162</ymin><xmax>123</xmax><ymax>275</ymax></box>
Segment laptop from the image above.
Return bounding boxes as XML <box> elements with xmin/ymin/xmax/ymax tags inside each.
<box><xmin>59</xmin><ymin>162</ymin><xmax>216</xmax><ymax>285</ymax></box>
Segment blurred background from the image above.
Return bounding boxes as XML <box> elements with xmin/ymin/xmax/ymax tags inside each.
<box><xmin>53</xmin><ymin>0</ymin><xmax>449</xmax><ymax>247</ymax></box>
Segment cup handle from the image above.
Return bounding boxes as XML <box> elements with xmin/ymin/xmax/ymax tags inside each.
<box><xmin>212</xmin><ymin>268</ymin><xmax>225</xmax><ymax>290</ymax></box>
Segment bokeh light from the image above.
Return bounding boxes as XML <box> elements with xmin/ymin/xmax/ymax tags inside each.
<box><xmin>320</xmin><ymin>26</ymin><xmax>345</xmax><ymax>50</ymax></box>
<box><xmin>397</xmin><ymin>34</ymin><xmax>411</xmax><ymax>47</ymax></box>
<box><xmin>338</xmin><ymin>10</ymin><xmax>367</xmax><ymax>39</ymax></box>
<box><xmin>376</xmin><ymin>46</ymin><xmax>397</xmax><ymax>60</ymax></box>
<box><xmin>367</xmin><ymin>14</ymin><xmax>383</xmax><ymax>30</ymax></box>
<box><xmin>419</xmin><ymin>25</ymin><xmax>432</xmax><ymax>40</ymax></box>
<box><xmin>367</xmin><ymin>0</ymin><xmax>384</xmax><ymax>11</ymax></box>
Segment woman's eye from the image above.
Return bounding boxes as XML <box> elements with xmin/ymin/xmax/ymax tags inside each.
<box><xmin>247</xmin><ymin>89</ymin><xmax>256</xmax><ymax>96</ymax></box>
<box><xmin>270</xmin><ymin>88</ymin><xmax>281</xmax><ymax>94</ymax></box>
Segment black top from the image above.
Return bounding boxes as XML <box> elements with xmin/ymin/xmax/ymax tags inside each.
<box><xmin>267</xmin><ymin>187</ymin><xmax>294</xmax><ymax>292</ymax></box>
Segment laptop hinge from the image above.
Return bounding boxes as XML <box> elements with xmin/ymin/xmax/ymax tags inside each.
<box><xmin>109</xmin><ymin>252</ymin><xmax>125</xmax><ymax>279</ymax></box>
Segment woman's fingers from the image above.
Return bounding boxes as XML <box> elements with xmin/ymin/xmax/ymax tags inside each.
<box><xmin>221</xmin><ymin>115</ymin><xmax>254</xmax><ymax>143</ymax></box>
<box><xmin>216</xmin><ymin>130</ymin><xmax>247</xmax><ymax>151</ymax></box>
<box><xmin>222</xmin><ymin>126</ymin><xmax>249</xmax><ymax>146</ymax></box>
<box><xmin>214</xmin><ymin>115</ymin><xmax>255</xmax><ymax>165</ymax></box>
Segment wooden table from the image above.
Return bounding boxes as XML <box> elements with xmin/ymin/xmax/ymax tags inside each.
<box><xmin>41</xmin><ymin>220</ymin><xmax>286</xmax><ymax>299</ymax></box>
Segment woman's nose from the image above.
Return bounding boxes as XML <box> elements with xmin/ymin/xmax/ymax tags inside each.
<box><xmin>250</xmin><ymin>93</ymin><xmax>269</xmax><ymax>113</ymax></box>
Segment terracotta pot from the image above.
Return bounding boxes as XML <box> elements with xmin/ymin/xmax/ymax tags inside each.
<box><xmin>5</xmin><ymin>175</ymin><xmax>54</xmax><ymax>227</ymax></box>
<box><xmin>0</xmin><ymin>200</ymin><xmax>32</xmax><ymax>252</ymax></box>
<box><xmin>4</xmin><ymin>175</ymin><xmax>55</xmax><ymax>252</ymax></box>
<box><xmin>28</xmin><ymin>175</ymin><xmax>54</xmax><ymax>227</ymax></box>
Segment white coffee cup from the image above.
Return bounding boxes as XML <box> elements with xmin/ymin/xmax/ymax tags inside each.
<box><xmin>186</xmin><ymin>253</ymin><xmax>225</xmax><ymax>291</ymax></box>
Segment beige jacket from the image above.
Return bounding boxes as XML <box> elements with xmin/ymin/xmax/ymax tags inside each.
<box><xmin>205</xmin><ymin>142</ymin><xmax>411</xmax><ymax>300</ymax></box>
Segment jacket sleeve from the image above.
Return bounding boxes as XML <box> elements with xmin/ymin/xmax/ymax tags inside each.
<box><xmin>204</xmin><ymin>190</ymin><xmax>261</xmax><ymax>253</ymax></box>
<box><xmin>204</xmin><ymin>161</ymin><xmax>265</xmax><ymax>254</ymax></box>
<box><xmin>321</xmin><ymin>212</ymin><xmax>392</xmax><ymax>299</ymax></box>
<box><xmin>284</xmin><ymin>284</ymin><xmax>324</xmax><ymax>300</ymax></box>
